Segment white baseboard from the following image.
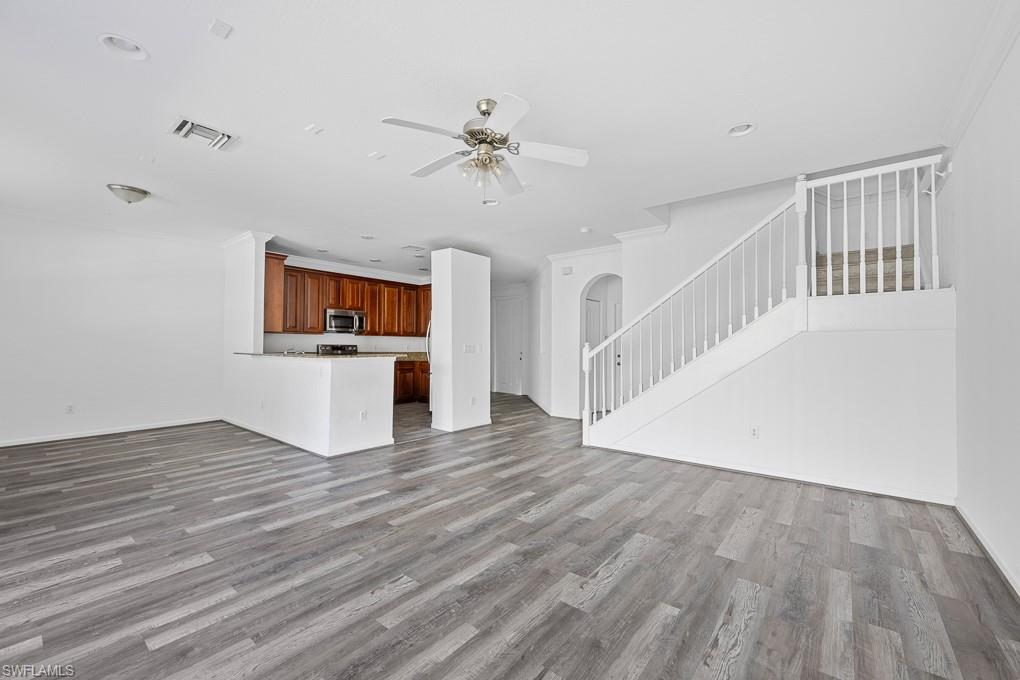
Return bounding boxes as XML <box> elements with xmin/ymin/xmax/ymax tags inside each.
<box><xmin>955</xmin><ymin>502</ymin><xmax>1020</xmax><ymax>603</ymax></box>
<box><xmin>589</xmin><ymin>444</ymin><xmax>957</xmax><ymax>506</ymax></box>
<box><xmin>0</xmin><ymin>417</ymin><xmax>222</xmax><ymax>449</ymax></box>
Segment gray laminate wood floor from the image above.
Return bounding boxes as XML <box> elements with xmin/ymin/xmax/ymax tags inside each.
<box><xmin>1</xmin><ymin>394</ymin><xmax>1019</xmax><ymax>679</ymax></box>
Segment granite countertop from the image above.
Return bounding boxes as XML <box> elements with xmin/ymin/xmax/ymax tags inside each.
<box><xmin>235</xmin><ymin>351</ymin><xmax>429</xmax><ymax>361</ymax></box>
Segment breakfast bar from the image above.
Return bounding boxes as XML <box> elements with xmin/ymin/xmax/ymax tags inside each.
<box><xmin>224</xmin><ymin>352</ymin><xmax>399</xmax><ymax>457</ymax></box>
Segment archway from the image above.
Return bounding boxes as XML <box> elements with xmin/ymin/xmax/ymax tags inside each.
<box><xmin>578</xmin><ymin>273</ymin><xmax>623</xmax><ymax>418</ymax></box>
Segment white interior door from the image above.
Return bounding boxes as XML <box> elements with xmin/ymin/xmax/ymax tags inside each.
<box><xmin>493</xmin><ymin>297</ymin><xmax>524</xmax><ymax>394</ymax></box>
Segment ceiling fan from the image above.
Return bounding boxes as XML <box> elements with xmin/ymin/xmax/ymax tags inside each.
<box><xmin>382</xmin><ymin>93</ymin><xmax>589</xmax><ymax>204</ymax></box>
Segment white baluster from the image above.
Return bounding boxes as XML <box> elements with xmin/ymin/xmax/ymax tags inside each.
<box><xmin>754</xmin><ymin>232</ymin><xmax>760</xmax><ymax>318</ymax></box>
<box><xmin>895</xmin><ymin>170</ymin><xmax>902</xmax><ymax>292</ymax></box>
<box><xmin>741</xmin><ymin>240</ymin><xmax>747</xmax><ymax>326</ymax></box>
<box><xmin>782</xmin><ymin>208</ymin><xmax>788</xmax><ymax>302</ymax></box>
<box><xmin>877</xmin><ymin>173</ymin><xmax>884</xmax><ymax>293</ymax></box>
<box><xmin>842</xmin><ymin>181</ymin><xmax>849</xmax><ymax>295</ymax></box>
<box><xmin>826</xmin><ymin>185</ymin><xmax>833</xmax><ymax>296</ymax></box>
<box><xmin>811</xmin><ymin>188</ymin><xmax>817</xmax><ymax>295</ymax></box>
<box><xmin>649</xmin><ymin>311</ymin><xmax>654</xmax><ymax>386</ymax></box>
<box><xmin>913</xmin><ymin>166</ymin><xmax>921</xmax><ymax>290</ymax></box>
<box><xmin>703</xmin><ymin>274</ymin><xmax>709</xmax><ymax>353</ymax></box>
<box><xmin>680</xmin><ymin>287</ymin><xmax>686</xmax><ymax>367</ymax></box>
<box><xmin>582</xmin><ymin>342</ymin><xmax>590</xmax><ymax>437</ymax></box>
<box><xmin>637</xmin><ymin>318</ymin><xmax>643</xmax><ymax>394</ymax></box>
<box><xmin>859</xmin><ymin>177</ymin><xmax>866</xmax><ymax>295</ymax></box>
<box><xmin>767</xmin><ymin>219</ymin><xmax>774</xmax><ymax>310</ymax></box>
<box><xmin>628</xmin><ymin>329</ymin><xmax>633</xmax><ymax>401</ymax></box>
<box><xmin>692</xmin><ymin>281</ymin><xmax>698</xmax><ymax>358</ymax></box>
<box><xmin>931</xmin><ymin>162</ymin><xmax>940</xmax><ymax>289</ymax></box>
<box><xmin>728</xmin><ymin>252</ymin><xmax>734</xmax><ymax>335</ymax></box>
<box><xmin>715</xmin><ymin>264</ymin><xmax>720</xmax><ymax>345</ymax></box>
<box><xmin>669</xmin><ymin>294</ymin><xmax>675</xmax><ymax>373</ymax></box>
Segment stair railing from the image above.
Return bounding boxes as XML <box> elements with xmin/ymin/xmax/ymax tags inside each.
<box><xmin>805</xmin><ymin>153</ymin><xmax>945</xmax><ymax>295</ymax></box>
<box><xmin>582</xmin><ymin>194</ymin><xmax>800</xmax><ymax>440</ymax></box>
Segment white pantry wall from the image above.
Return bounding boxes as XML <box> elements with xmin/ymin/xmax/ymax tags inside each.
<box><xmin>526</xmin><ymin>261</ymin><xmax>553</xmax><ymax>414</ymax></box>
<box><xmin>942</xmin><ymin>32</ymin><xmax>1020</xmax><ymax>595</ymax></box>
<box><xmin>0</xmin><ymin>216</ymin><xmax>225</xmax><ymax>445</ymax></box>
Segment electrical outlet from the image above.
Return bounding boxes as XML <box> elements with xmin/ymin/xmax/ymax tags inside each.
<box><xmin>65</xmin><ymin>405</ymin><xmax>74</xmax><ymax>415</ymax></box>
<box><xmin>470</xmin><ymin>396</ymin><xmax>477</xmax><ymax>406</ymax></box>
<box><xmin>260</xmin><ymin>400</ymin><xmax>265</xmax><ymax>410</ymax></box>
<box><xmin>359</xmin><ymin>410</ymin><xmax>367</xmax><ymax>422</ymax></box>
<box><xmin>750</xmin><ymin>426</ymin><xmax>759</xmax><ymax>439</ymax></box>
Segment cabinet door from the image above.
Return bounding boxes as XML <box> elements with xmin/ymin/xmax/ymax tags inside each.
<box><xmin>364</xmin><ymin>282</ymin><xmax>382</xmax><ymax>335</ymax></box>
<box><xmin>416</xmin><ymin>285</ymin><xmax>431</xmax><ymax>337</ymax></box>
<box><xmin>341</xmin><ymin>278</ymin><xmax>366</xmax><ymax>310</ymax></box>
<box><xmin>301</xmin><ymin>272</ymin><xmax>325</xmax><ymax>334</ymax></box>
<box><xmin>264</xmin><ymin>253</ymin><xmax>287</xmax><ymax>333</ymax></box>
<box><xmin>283</xmin><ymin>269</ymin><xmax>302</xmax><ymax>333</ymax></box>
<box><xmin>325</xmin><ymin>275</ymin><xmax>343</xmax><ymax>308</ymax></box>
<box><xmin>415</xmin><ymin>362</ymin><xmax>430</xmax><ymax>402</ymax></box>
<box><xmin>394</xmin><ymin>362</ymin><xmax>416</xmax><ymax>403</ymax></box>
<box><xmin>400</xmin><ymin>286</ymin><xmax>418</xmax><ymax>336</ymax></box>
<box><xmin>381</xmin><ymin>284</ymin><xmax>401</xmax><ymax>335</ymax></box>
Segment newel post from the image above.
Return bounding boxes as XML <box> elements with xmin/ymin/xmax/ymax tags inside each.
<box><xmin>581</xmin><ymin>342</ymin><xmax>591</xmax><ymax>445</ymax></box>
<box><xmin>794</xmin><ymin>174</ymin><xmax>809</xmax><ymax>330</ymax></box>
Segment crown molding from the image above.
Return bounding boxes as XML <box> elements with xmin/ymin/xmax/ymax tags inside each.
<box><xmin>940</xmin><ymin>0</ymin><xmax>1020</xmax><ymax>147</ymax></box>
<box><xmin>546</xmin><ymin>243</ymin><xmax>621</xmax><ymax>262</ymax></box>
<box><xmin>283</xmin><ymin>254</ymin><xmax>430</xmax><ymax>285</ymax></box>
<box><xmin>613</xmin><ymin>224</ymin><xmax>669</xmax><ymax>241</ymax></box>
<box><xmin>219</xmin><ymin>230</ymin><xmax>274</xmax><ymax>248</ymax></box>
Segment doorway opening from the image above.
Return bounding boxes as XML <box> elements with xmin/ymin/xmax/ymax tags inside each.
<box><xmin>579</xmin><ymin>273</ymin><xmax>622</xmax><ymax>418</ymax></box>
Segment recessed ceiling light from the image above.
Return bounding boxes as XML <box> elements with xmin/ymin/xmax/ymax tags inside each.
<box><xmin>418</xmin><ymin>267</ymin><xmax>430</xmax><ymax>272</ymax></box>
<box><xmin>413</xmin><ymin>254</ymin><xmax>426</xmax><ymax>258</ymax></box>
<box><xmin>208</xmin><ymin>19</ymin><xmax>233</xmax><ymax>39</ymax></box>
<box><xmin>316</xmin><ymin>248</ymin><xmax>328</xmax><ymax>253</ymax></box>
<box><xmin>98</xmin><ymin>34</ymin><xmax>148</xmax><ymax>60</ymax></box>
<box><xmin>401</xmin><ymin>245</ymin><xmax>425</xmax><ymax>251</ymax></box>
<box><xmin>728</xmin><ymin>122</ymin><xmax>757</xmax><ymax>137</ymax></box>
<box><xmin>579</xmin><ymin>227</ymin><xmax>592</xmax><ymax>233</ymax></box>
<box><xmin>360</xmin><ymin>235</ymin><xmax>375</xmax><ymax>240</ymax></box>
<box><xmin>369</xmin><ymin>258</ymin><xmax>382</xmax><ymax>263</ymax></box>
<box><xmin>304</xmin><ymin>124</ymin><xmax>325</xmax><ymax>135</ymax></box>
<box><xmin>481</xmin><ymin>199</ymin><xmax>500</xmax><ymax>206</ymax></box>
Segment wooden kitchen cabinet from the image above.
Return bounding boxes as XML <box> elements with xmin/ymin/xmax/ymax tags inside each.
<box><xmin>381</xmin><ymin>284</ymin><xmax>401</xmax><ymax>335</ymax></box>
<box><xmin>415</xmin><ymin>361</ymin><xmax>430</xmax><ymax>403</ymax></box>
<box><xmin>300</xmin><ymin>271</ymin><xmax>325</xmax><ymax>333</ymax></box>
<box><xmin>282</xmin><ymin>269</ymin><xmax>302</xmax><ymax>332</ymax></box>
<box><xmin>324</xmin><ymin>275</ymin><xmax>343</xmax><ymax>308</ymax></box>
<box><xmin>394</xmin><ymin>361</ymin><xmax>417</xmax><ymax>403</ymax></box>
<box><xmin>417</xmin><ymin>285</ymin><xmax>431</xmax><ymax>336</ymax></box>
<box><xmin>341</xmin><ymin>278</ymin><xmax>366</xmax><ymax>310</ymax></box>
<box><xmin>364</xmin><ymin>281</ymin><xmax>382</xmax><ymax>335</ymax></box>
<box><xmin>399</xmin><ymin>286</ymin><xmax>418</xmax><ymax>336</ymax></box>
<box><xmin>264</xmin><ymin>252</ymin><xmax>287</xmax><ymax>333</ymax></box>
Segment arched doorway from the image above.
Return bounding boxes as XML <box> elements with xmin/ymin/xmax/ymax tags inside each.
<box><xmin>579</xmin><ymin>273</ymin><xmax>623</xmax><ymax>418</ymax></box>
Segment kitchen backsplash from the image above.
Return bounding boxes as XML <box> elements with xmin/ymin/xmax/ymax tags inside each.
<box><xmin>263</xmin><ymin>333</ymin><xmax>427</xmax><ymax>354</ymax></box>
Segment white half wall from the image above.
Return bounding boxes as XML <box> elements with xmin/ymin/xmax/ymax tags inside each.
<box><xmin>430</xmin><ymin>248</ymin><xmax>491</xmax><ymax>432</ymax></box>
<box><xmin>606</xmin><ymin>326</ymin><xmax>957</xmax><ymax>504</ymax></box>
<box><xmin>942</xmin><ymin>30</ymin><xmax>1020</xmax><ymax>595</ymax></box>
<box><xmin>0</xmin><ymin>216</ymin><xmax>225</xmax><ymax>445</ymax></box>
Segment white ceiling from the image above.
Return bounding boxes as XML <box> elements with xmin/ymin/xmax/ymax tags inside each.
<box><xmin>0</xmin><ymin>0</ymin><xmax>997</xmax><ymax>281</ymax></box>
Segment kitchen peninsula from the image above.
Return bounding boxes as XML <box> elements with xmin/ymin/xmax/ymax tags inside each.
<box><xmin>225</xmin><ymin>352</ymin><xmax>398</xmax><ymax>457</ymax></box>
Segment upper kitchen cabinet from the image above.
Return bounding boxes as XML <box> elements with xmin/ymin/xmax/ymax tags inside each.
<box><xmin>325</xmin><ymin>275</ymin><xmax>343</xmax><ymax>309</ymax></box>
<box><xmin>364</xmin><ymin>281</ymin><xmax>382</xmax><ymax>335</ymax></box>
<box><xmin>380</xmin><ymin>283</ymin><xmax>401</xmax><ymax>335</ymax></box>
<box><xmin>282</xmin><ymin>268</ymin><xmax>302</xmax><ymax>333</ymax></box>
<box><xmin>417</xmin><ymin>284</ymin><xmax>431</xmax><ymax>336</ymax></box>
<box><xmin>400</xmin><ymin>286</ymin><xmax>418</xmax><ymax>336</ymax></box>
<box><xmin>300</xmin><ymin>271</ymin><xmax>325</xmax><ymax>334</ymax></box>
<box><xmin>264</xmin><ymin>252</ymin><xmax>287</xmax><ymax>333</ymax></box>
<box><xmin>341</xmin><ymin>278</ymin><xmax>366</xmax><ymax>310</ymax></box>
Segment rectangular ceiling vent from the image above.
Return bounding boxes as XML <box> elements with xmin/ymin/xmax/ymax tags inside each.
<box><xmin>171</xmin><ymin>118</ymin><xmax>233</xmax><ymax>150</ymax></box>
<box><xmin>401</xmin><ymin>245</ymin><xmax>426</xmax><ymax>251</ymax></box>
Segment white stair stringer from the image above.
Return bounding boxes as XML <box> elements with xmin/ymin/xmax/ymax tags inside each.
<box><xmin>588</xmin><ymin>300</ymin><xmax>803</xmax><ymax>449</ymax></box>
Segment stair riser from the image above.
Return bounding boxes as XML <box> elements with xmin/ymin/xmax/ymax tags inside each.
<box><xmin>814</xmin><ymin>244</ymin><xmax>915</xmax><ymax>267</ymax></box>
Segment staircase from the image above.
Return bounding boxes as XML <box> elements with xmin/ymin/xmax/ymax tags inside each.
<box><xmin>582</xmin><ymin>153</ymin><xmax>950</xmax><ymax>447</ymax></box>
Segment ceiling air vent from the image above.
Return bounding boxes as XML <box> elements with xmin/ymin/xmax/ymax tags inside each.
<box><xmin>171</xmin><ymin>118</ymin><xmax>233</xmax><ymax>150</ymax></box>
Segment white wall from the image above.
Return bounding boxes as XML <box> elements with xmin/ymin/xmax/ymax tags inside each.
<box><xmin>547</xmin><ymin>245</ymin><xmax>623</xmax><ymax>419</ymax></box>
<box><xmin>619</xmin><ymin>180</ymin><xmax>793</xmax><ymax>319</ymax></box>
<box><xmin>430</xmin><ymin>248</ymin><xmax>491</xmax><ymax>432</ymax></box>
<box><xmin>610</xmin><ymin>327</ymin><xmax>958</xmax><ymax>504</ymax></box>
<box><xmin>942</xmin><ymin>34</ymin><xmax>1020</xmax><ymax>594</ymax></box>
<box><xmin>0</xmin><ymin>217</ymin><xmax>224</xmax><ymax>445</ymax></box>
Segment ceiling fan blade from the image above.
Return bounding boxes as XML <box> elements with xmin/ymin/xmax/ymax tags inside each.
<box><xmin>494</xmin><ymin>159</ymin><xmax>524</xmax><ymax>196</ymax></box>
<box><xmin>410</xmin><ymin>150</ymin><xmax>471</xmax><ymax>177</ymax></box>
<box><xmin>513</xmin><ymin>140</ymin><xmax>589</xmax><ymax>167</ymax></box>
<box><xmin>381</xmin><ymin>117</ymin><xmax>464</xmax><ymax>140</ymax></box>
<box><xmin>485</xmin><ymin>93</ymin><xmax>530</xmax><ymax>133</ymax></box>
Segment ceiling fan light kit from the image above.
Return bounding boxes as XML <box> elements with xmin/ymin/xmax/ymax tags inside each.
<box><xmin>382</xmin><ymin>93</ymin><xmax>589</xmax><ymax>203</ymax></box>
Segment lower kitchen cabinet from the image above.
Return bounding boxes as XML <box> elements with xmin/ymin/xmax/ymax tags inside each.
<box><xmin>415</xmin><ymin>361</ymin><xmax>430</xmax><ymax>403</ymax></box>
<box><xmin>394</xmin><ymin>361</ymin><xmax>417</xmax><ymax>404</ymax></box>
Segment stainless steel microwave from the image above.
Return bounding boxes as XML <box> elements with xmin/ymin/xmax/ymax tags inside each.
<box><xmin>324</xmin><ymin>308</ymin><xmax>366</xmax><ymax>334</ymax></box>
